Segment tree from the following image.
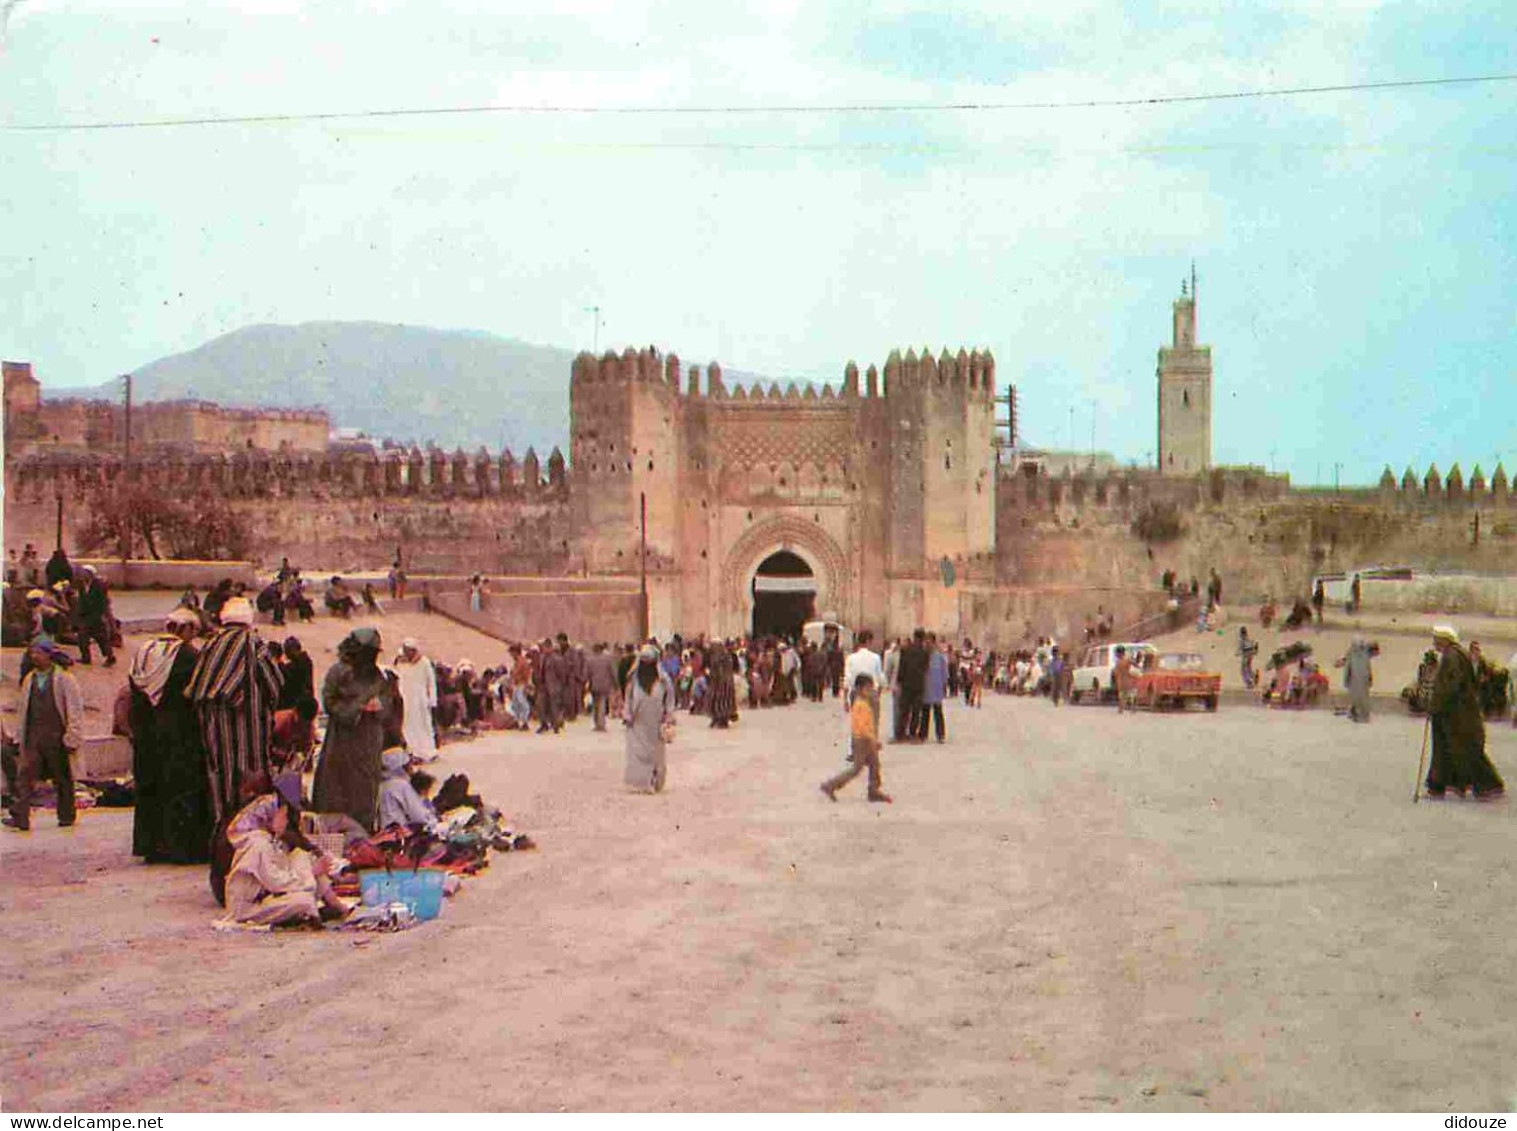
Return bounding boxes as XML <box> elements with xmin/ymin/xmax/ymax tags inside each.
<box><xmin>80</xmin><ymin>485</ymin><xmax>251</xmax><ymax>561</ymax></box>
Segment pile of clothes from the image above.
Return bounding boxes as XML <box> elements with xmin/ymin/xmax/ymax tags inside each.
<box><xmin>0</xmin><ymin>775</ymin><xmax>133</xmax><ymax>814</ymax></box>
<box><xmin>323</xmin><ymin>767</ymin><xmax>536</xmax><ymax>904</ymax></box>
<box><xmin>210</xmin><ymin>761</ymin><xmax>535</xmax><ymax>933</ymax></box>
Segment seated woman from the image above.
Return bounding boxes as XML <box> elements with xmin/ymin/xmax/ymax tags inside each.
<box><xmin>377</xmin><ymin>747</ymin><xmax>438</xmax><ymax>831</ymax></box>
<box><xmin>455</xmin><ymin>660</ymin><xmax>485</xmax><ymax>724</ymax></box>
<box><xmin>217</xmin><ymin>791</ymin><xmax>349</xmax><ymax>928</ymax></box>
<box><xmin>285</xmin><ymin>579</ymin><xmax>316</xmax><ymax>623</ymax></box>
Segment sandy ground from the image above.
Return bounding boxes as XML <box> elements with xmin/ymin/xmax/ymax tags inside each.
<box><xmin>3</xmin><ymin>640</ymin><xmax>1515</xmax><ymax>1112</ymax></box>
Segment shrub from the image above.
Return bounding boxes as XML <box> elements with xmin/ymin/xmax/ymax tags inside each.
<box><xmin>1131</xmin><ymin>501</ymin><xmax>1184</xmax><ymax>544</ymax></box>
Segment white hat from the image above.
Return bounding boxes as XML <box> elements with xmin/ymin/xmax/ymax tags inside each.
<box><xmin>1432</xmin><ymin>625</ymin><xmax>1459</xmax><ymax>644</ymax></box>
<box><xmin>166</xmin><ymin>608</ymin><xmax>200</xmax><ymax>629</ymax></box>
<box><xmin>402</xmin><ymin>637</ymin><xmax>419</xmax><ymax>651</ymax></box>
<box><xmin>221</xmin><ymin>596</ymin><xmax>255</xmax><ymax>625</ymax></box>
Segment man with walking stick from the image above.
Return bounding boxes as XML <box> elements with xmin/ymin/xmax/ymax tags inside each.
<box><xmin>1417</xmin><ymin>625</ymin><xmax>1505</xmax><ymax>802</ymax></box>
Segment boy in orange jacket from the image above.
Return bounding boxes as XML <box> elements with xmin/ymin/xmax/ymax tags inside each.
<box><xmin>819</xmin><ymin>673</ymin><xmax>892</xmax><ymax>804</ymax></box>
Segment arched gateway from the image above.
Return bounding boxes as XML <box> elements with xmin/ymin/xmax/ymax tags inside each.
<box><xmin>720</xmin><ymin>515</ymin><xmax>852</xmax><ymax>640</ymax></box>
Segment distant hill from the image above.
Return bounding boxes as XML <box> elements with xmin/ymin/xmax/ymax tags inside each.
<box><xmin>45</xmin><ymin>322</ymin><xmax>774</xmax><ymax>454</ymax></box>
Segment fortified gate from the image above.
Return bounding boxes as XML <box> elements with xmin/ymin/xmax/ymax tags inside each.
<box><xmin>569</xmin><ymin>345</ymin><xmax>998</xmax><ymax>640</ymax></box>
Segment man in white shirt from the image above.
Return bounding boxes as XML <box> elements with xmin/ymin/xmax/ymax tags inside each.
<box><xmin>843</xmin><ymin>630</ymin><xmax>885</xmax><ymax>708</ymax></box>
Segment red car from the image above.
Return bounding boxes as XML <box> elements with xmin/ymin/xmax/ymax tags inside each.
<box><xmin>1134</xmin><ymin>651</ymin><xmax>1222</xmax><ymax>711</ymax></box>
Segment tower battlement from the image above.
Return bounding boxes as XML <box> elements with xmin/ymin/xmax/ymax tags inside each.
<box><xmin>881</xmin><ymin>347</ymin><xmax>995</xmax><ymax>398</ymax></box>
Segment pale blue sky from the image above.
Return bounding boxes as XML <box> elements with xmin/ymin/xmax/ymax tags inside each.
<box><xmin>3</xmin><ymin>0</ymin><xmax>1515</xmax><ymax>485</ymax></box>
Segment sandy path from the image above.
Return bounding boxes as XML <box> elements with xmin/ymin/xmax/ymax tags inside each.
<box><xmin>2</xmin><ymin>691</ymin><xmax>1514</xmax><ymax>1111</ymax></box>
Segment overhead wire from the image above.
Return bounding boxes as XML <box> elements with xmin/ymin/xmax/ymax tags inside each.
<box><xmin>4</xmin><ymin>71</ymin><xmax>1515</xmax><ymax>132</ymax></box>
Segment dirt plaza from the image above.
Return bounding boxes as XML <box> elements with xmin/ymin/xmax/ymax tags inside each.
<box><xmin>2</xmin><ymin>681</ymin><xmax>1514</xmax><ymax>1112</ymax></box>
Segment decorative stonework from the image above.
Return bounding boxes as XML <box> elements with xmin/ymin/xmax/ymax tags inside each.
<box><xmin>710</xmin><ymin>406</ymin><xmax>855</xmax><ymax>470</ymax></box>
<box><xmin>721</xmin><ymin>514</ymin><xmax>852</xmax><ymax>629</ymax></box>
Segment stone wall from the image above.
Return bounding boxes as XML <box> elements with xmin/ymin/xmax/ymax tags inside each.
<box><xmin>998</xmin><ymin>465</ymin><xmax>1517</xmax><ymax>607</ymax></box>
<box><xmin>8</xmin><ymin>394</ymin><xmax>330</xmax><ymax>457</ymax></box>
<box><xmin>1349</xmin><ymin>573</ymin><xmax>1517</xmax><ymax>618</ymax></box>
<box><xmin>432</xmin><ymin>582</ymin><xmax>643</xmax><ymax>646</ymax></box>
<box><xmin>956</xmin><ymin>586</ymin><xmax>1175</xmax><ymax>651</ymax></box>
<box><xmin>72</xmin><ymin>558</ymin><xmax>259</xmax><ymax>590</ymax></box>
<box><xmin>132</xmin><ymin>401</ymin><xmax>330</xmax><ymax>453</ymax></box>
<box><xmin>3</xmin><ymin>451</ymin><xmax>577</xmax><ymax>575</ymax></box>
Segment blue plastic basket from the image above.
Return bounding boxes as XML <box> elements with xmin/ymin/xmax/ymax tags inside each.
<box><xmin>358</xmin><ymin>867</ymin><xmax>446</xmax><ymax>921</ymax></box>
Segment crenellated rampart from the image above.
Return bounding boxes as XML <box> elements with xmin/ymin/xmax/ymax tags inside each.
<box><xmin>10</xmin><ymin>328</ymin><xmax>1511</xmax><ymax>637</ymax></box>
<box><xmin>995</xmin><ymin>460</ymin><xmax>1517</xmax><ymax>603</ymax></box>
<box><xmin>2</xmin><ymin>446</ymin><xmax>578</xmax><ymax>575</ymax></box>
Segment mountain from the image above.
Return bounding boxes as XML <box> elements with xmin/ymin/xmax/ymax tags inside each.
<box><xmin>46</xmin><ymin>322</ymin><xmax>776</xmax><ymax>455</ymax></box>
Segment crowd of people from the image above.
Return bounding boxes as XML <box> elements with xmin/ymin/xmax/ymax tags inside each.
<box><xmin>4</xmin><ymin>547</ymin><xmax>1513</xmax><ymax>932</ymax></box>
<box><xmin>1</xmin><ymin>556</ymin><xmax>548</xmax><ymax>930</ymax></box>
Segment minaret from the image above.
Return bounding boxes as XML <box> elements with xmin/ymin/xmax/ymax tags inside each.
<box><xmin>1156</xmin><ymin>269</ymin><xmax>1213</xmax><ymax>474</ymax></box>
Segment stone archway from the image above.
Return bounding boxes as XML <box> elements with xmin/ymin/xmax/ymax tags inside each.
<box><xmin>721</xmin><ymin>515</ymin><xmax>851</xmax><ymax>638</ymax></box>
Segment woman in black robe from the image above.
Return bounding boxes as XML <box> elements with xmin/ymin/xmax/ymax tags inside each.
<box><xmin>129</xmin><ymin>610</ymin><xmax>212</xmax><ymax>863</ymax></box>
<box><xmin>312</xmin><ymin>627</ymin><xmax>398</xmax><ymax>830</ymax></box>
<box><xmin>277</xmin><ymin>636</ymin><xmax>315</xmax><ymax>710</ymax></box>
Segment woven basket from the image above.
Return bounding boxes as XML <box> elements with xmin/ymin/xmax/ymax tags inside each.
<box><xmin>311</xmin><ymin>832</ymin><xmax>347</xmax><ymax>859</ymax></box>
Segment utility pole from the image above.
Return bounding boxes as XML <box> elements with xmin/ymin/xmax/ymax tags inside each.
<box><xmin>584</xmin><ymin>306</ymin><xmax>603</xmax><ymax>354</ymax></box>
<box><xmin>638</xmin><ymin>491</ymin><xmax>650</xmax><ymax>643</ymax></box>
<box><xmin>1089</xmin><ymin>397</ymin><xmax>1097</xmax><ymax>468</ymax></box>
<box><xmin>121</xmin><ymin>374</ymin><xmax>134</xmax><ymax>573</ymax></box>
<box><xmin>1334</xmin><ymin>462</ymin><xmax>1342</xmax><ymax>492</ymax></box>
<box><xmin>122</xmin><ymin>373</ymin><xmax>133</xmax><ymax>470</ymax></box>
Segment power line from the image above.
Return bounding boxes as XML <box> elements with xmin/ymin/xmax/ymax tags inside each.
<box><xmin>5</xmin><ymin>71</ymin><xmax>1515</xmax><ymax>133</ymax></box>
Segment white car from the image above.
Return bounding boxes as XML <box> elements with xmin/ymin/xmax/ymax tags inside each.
<box><xmin>1070</xmin><ymin>641</ymin><xmax>1157</xmax><ymax>704</ymax></box>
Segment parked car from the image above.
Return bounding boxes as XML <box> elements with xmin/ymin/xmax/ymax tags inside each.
<box><xmin>1134</xmin><ymin>651</ymin><xmax>1222</xmax><ymax>711</ymax></box>
<box><xmin>1070</xmin><ymin>641</ymin><xmax>1157</xmax><ymax>704</ymax></box>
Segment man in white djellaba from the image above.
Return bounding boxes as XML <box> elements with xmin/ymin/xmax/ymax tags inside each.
<box><xmin>393</xmin><ymin>637</ymin><xmax>439</xmax><ymax>762</ymax></box>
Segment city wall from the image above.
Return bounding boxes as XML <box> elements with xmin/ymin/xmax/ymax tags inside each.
<box><xmin>7</xmin><ymin>448</ymin><xmax>1516</xmax><ymax>629</ymax></box>
<box><xmin>997</xmin><ymin>463</ymin><xmax>1517</xmax><ymax>611</ymax></box>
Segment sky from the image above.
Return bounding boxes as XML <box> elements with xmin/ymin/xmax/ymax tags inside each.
<box><xmin>3</xmin><ymin>0</ymin><xmax>1515</xmax><ymax>486</ymax></box>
